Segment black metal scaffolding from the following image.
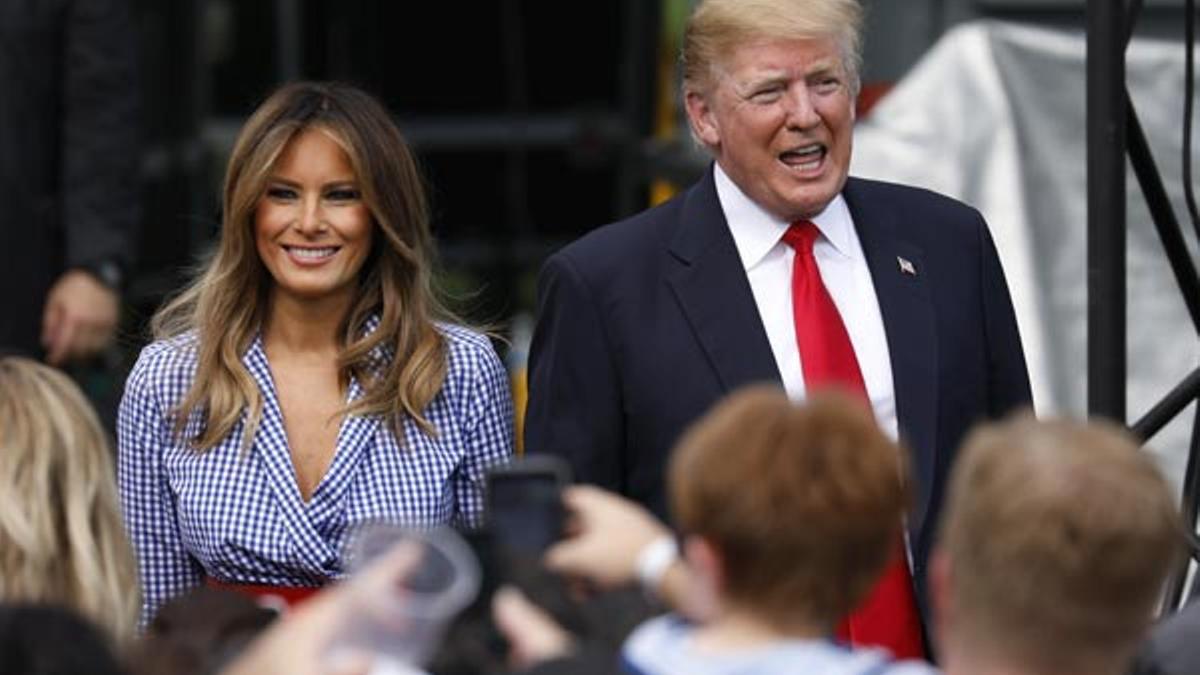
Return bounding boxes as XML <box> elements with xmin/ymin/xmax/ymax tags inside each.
<box><xmin>1089</xmin><ymin>0</ymin><xmax>1200</xmax><ymax>609</ymax></box>
<box><xmin>1087</xmin><ymin>0</ymin><xmax>1126</xmax><ymax>422</ymax></box>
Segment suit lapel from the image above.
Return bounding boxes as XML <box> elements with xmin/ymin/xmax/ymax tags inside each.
<box><xmin>666</xmin><ymin>168</ymin><xmax>783</xmax><ymax>393</ymax></box>
<box><xmin>663</xmin><ymin>172</ymin><xmax>939</xmax><ymax>535</ymax></box>
<box><xmin>843</xmin><ymin>178</ymin><xmax>939</xmax><ymax>537</ymax></box>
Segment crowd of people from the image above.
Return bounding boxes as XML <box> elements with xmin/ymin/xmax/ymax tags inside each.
<box><xmin>1</xmin><ymin>0</ymin><xmax>1197</xmax><ymax>674</ymax></box>
<box><xmin>0</xmin><ymin>355</ymin><xmax>1188</xmax><ymax>675</ymax></box>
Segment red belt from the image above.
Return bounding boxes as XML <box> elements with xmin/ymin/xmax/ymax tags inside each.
<box><xmin>205</xmin><ymin>577</ymin><xmax>323</xmax><ymax>608</ymax></box>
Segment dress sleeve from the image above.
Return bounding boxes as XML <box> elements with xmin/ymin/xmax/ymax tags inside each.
<box><xmin>450</xmin><ymin>339</ymin><xmax>515</xmax><ymax>529</ymax></box>
<box><xmin>117</xmin><ymin>352</ymin><xmax>203</xmax><ymax>628</ymax></box>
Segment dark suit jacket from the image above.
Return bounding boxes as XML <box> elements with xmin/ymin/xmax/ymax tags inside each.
<box><xmin>0</xmin><ymin>0</ymin><xmax>140</xmax><ymax>355</ymax></box>
<box><xmin>525</xmin><ymin>167</ymin><xmax>1033</xmax><ymax>620</ymax></box>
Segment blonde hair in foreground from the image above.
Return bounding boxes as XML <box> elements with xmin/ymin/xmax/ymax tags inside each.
<box><xmin>939</xmin><ymin>415</ymin><xmax>1182</xmax><ymax>671</ymax></box>
<box><xmin>0</xmin><ymin>357</ymin><xmax>139</xmax><ymax>645</ymax></box>
<box><xmin>153</xmin><ymin>81</ymin><xmax>455</xmax><ymax>450</ymax></box>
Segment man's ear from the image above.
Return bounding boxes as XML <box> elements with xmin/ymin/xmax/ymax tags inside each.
<box><xmin>684</xmin><ymin>535</ymin><xmax>725</xmax><ymax>608</ymax></box>
<box><xmin>929</xmin><ymin>548</ymin><xmax>953</xmax><ymax>643</ymax></box>
<box><xmin>685</xmin><ymin>536</ymin><xmax>722</xmax><ymax>581</ymax></box>
<box><xmin>684</xmin><ymin>88</ymin><xmax>721</xmax><ymax>148</ymax></box>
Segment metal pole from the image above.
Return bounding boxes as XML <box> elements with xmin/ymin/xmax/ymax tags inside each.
<box><xmin>1130</xmin><ymin>367</ymin><xmax>1200</xmax><ymax>442</ymax></box>
<box><xmin>1087</xmin><ymin>0</ymin><xmax>1127</xmax><ymax>422</ymax></box>
<box><xmin>1124</xmin><ymin>0</ymin><xmax>1145</xmax><ymax>46</ymax></box>
<box><xmin>1127</xmin><ymin>100</ymin><xmax>1200</xmax><ymax>335</ymax></box>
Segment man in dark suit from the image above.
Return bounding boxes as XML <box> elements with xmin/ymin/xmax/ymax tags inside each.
<box><xmin>0</xmin><ymin>0</ymin><xmax>140</xmax><ymax>365</ymax></box>
<box><xmin>526</xmin><ymin>0</ymin><xmax>1031</xmax><ymax>657</ymax></box>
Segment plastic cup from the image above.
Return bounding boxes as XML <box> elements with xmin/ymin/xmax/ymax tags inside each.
<box><xmin>326</xmin><ymin>524</ymin><xmax>481</xmax><ymax>670</ymax></box>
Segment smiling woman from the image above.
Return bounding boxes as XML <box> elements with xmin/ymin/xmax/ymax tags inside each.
<box><xmin>117</xmin><ymin>82</ymin><xmax>514</xmax><ymax>627</ymax></box>
<box><xmin>254</xmin><ymin>128</ymin><xmax>374</xmax><ymax>306</ymax></box>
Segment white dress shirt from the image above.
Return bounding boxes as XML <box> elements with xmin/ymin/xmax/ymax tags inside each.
<box><xmin>714</xmin><ymin>163</ymin><xmax>898</xmax><ymax>441</ymax></box>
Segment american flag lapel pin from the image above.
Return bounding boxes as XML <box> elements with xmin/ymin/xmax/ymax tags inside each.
<box><xmin>897</xmin><ymin>256</ymin><xmax>917</xmax><ymax>276</ymax></box>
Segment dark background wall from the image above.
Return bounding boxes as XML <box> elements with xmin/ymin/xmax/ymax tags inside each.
<box><xmin>126</xmin><ymin>0</ymin><xmax>1192</xmax><ymax>342</ymax></box>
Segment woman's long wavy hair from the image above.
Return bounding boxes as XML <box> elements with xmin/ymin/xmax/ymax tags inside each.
<box><xmin>153</xmin><ymin>81</ymin><xmax>453</xmax><ymax>450</ymax></box>
<box><xmin>0</xmin><ymin>357</ymin><xmax>140</xmax><ymax>645</ymax></box>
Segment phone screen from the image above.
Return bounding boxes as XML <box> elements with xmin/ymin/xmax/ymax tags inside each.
<box><xmin>486</xmin><ymin>458</ymin><xmax>569</xmax><ymax>556</ymax></box>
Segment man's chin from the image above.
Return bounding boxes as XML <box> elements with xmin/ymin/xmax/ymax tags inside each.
<box><xmin>777</xmin><ymin>175</ymin><xmax>848</xmax><ymax>220</ymax></box>
<box><xmin>771</xmin><ymin>192</ymin><xmax>840</xmax><ymax>222</ymax></box>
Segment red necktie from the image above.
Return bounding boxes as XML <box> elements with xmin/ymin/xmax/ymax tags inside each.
<box><xmin>783</xmin><ymin>220</ymin><xmax>926</xmax><ymax>660</ymax></box>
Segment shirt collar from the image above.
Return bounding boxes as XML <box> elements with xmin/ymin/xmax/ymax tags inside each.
<box><xmin>714</xmin><ymin>162</ymin><xmax>857</xmax><ymax>271</ymax></box>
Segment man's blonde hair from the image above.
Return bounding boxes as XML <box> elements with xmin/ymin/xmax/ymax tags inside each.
<box><xmin>682</xmin><ymin>0</ymin><xmax>864</xmax><ymax>97</ymax></box>
<box><xmin>669</xmin><ymin>386</ymin><xmax>907</xmax><ymax>628</ymax></box>
<box><xmin>0</xmin><ymin>357</ymin><xmax>139</xmax><ymax>645</ymax></box>
<box><xmin>940</xmin><ymin>415</ymin><xmax>1181</xmax><ymax>670</ymax></box>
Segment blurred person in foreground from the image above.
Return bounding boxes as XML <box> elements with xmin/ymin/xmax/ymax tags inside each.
<box><xmin>526</xmin><ymin>413</ymin><xmax>1181</xmax><ymax>675</ymax></box>
<box><xmin>0</xmin><ymin>0</ymin><xmax>140</xmax><ymax>367</ymax></box>
<box><xmin>118</xmin><ymin>81</ymin><xmax>513</xmax><ymax>627</ymax></box>
<box><xmin>0</xmin><ymin>356</ymin><xmax>140</xmax><ymax>646</ymax></box>
<box><xmin>127</xmin><ymin>587</ymin><xmax>276</xmax><ymax>675</ymax></box>
<box><xmin>218</xmin><ymin>388</ymin><xmax>929</xmax><ymax>675</ymax></box>
<box><xmin>0</xmin><ymin>605</ymin><xmax>127</xmax><ymax>675</ymax></box>
<box><xmin>216</xmin><ymin>539</ymin><xmax>424</xmax><ymax>675</ymax></box>
<box><xmin>930</xmin><ymin>416</ymin><xmax>1181</xmax><ymax>675</ymax></box>
<box><xmin>529</xmin><ymin>387</ymin><xmax>934</xmax><ymax>674</ymax></box>
<box><xmin>525</xmin><ymin>0</ymin><xmax>1031</xmax><ymax>658</ymax></box>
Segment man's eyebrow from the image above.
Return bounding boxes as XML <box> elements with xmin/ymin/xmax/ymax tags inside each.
<box><xmin>804</xmin><ymin>60</ymin><xmax>842</xmax><ymax>77</ymax></box>
<box><xmin>734</xmin><ymin>72</ymin><xmax>789</xmax><ymax>92</ymax></box>
<box><xmin>734</xmin><ymin>61</ymin><xmax>843</xmax><ymax>90</ymax></box>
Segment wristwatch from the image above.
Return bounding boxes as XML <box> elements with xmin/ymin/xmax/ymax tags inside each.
<box><xmin>77</xmin><ymin>258</ymin><xmax>125</xmax><ymax>292</ymax></box>
<box><xmin>635</xmin><ymin>535</ymin><xmax>679</xmax><ymax>600</ymax></box>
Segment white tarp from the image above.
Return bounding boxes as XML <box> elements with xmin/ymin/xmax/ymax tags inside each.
<box><xmin>853</xmin><ymin>20</ymin><xmax>1200</xmax><ymax>489</ymax></box>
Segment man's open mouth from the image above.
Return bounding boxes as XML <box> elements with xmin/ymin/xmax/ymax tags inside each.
<box><xmin>779</xmin><ymin>143</ymin><xmax>826</xmax><ymax>172</ymax></box>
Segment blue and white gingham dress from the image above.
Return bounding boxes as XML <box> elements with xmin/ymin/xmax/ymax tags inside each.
<box><xmin>117</xmin><ymin>320</ymin><xmax>514</xmax><ymax>626</ymax></box>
